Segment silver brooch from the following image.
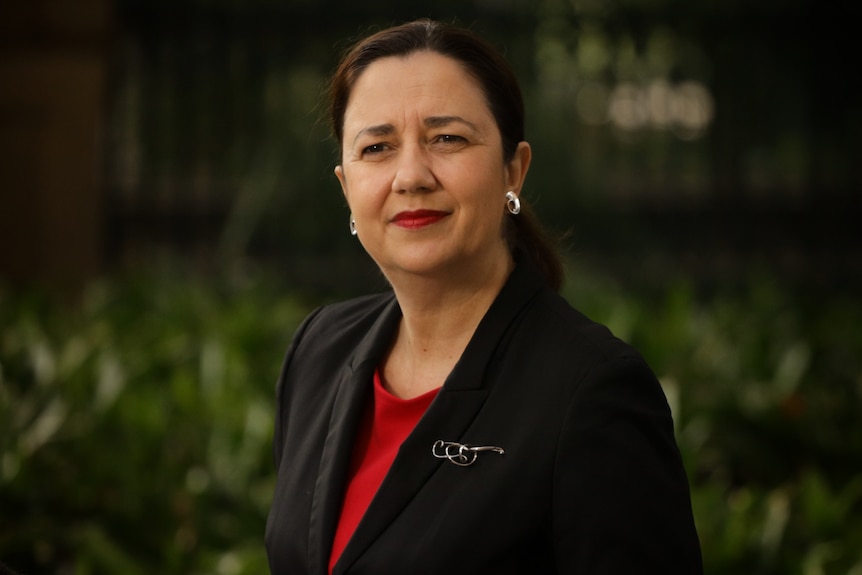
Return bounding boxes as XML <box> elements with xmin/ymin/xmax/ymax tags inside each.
<box><xmin>432</xmin><ymin>439</ymin><xmax>505</xmax><ymax>467</ymax></box>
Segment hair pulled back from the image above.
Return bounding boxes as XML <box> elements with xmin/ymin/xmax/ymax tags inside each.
<box><xmin>328</xmin><ymin>19</ymin><xmax>564</xmax><ymax>290</ymax></box>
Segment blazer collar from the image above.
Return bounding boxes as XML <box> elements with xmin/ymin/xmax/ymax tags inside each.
<box><xmin>307</xmin><ymin>295</ymin><xmax>401</xmax><ymax>575</ymax></box>
<box><xmin>319</xmin><ymin>259</ymin><xmax>546</xmax><ymax>575</ymax></box>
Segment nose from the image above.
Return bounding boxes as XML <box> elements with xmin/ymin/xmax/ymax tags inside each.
<box><xmin>391</xmin><ymin>144</ymin><xmax>437</xmax><ymax>194</ymax></box>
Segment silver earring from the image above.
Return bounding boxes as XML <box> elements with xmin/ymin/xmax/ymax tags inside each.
<box><xmin>349</xmin><ymin>215</ymin><xmax>357</xmax><ymax>236</ymax></box>
<box><xmin>505</xmin><ymin>191</ymin><xmax>521</xmax><ymax>215</ymax></box>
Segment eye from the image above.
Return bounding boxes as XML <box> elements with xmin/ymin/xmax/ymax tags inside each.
<box><xmin>430</xmin><ymin>134</ymin><xmax>469</xmax><ymax>151</ymax></box>
<box><xmin>435</xmin><ymin>134</ymin><xmax>466</xmax><ymax>144</ymax></box>
<box><xmin>362</xmin><ymin>143</ymin><xmax>388</xmax><ymax>155</ymax></box>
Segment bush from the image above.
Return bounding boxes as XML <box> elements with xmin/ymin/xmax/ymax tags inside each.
<box><xmin>2</xmin><ymin>267</ymin><xmax>861</xmax><ymax>574</ymax></box>
<box><xmin>0</xmin><ymin>271</ymin><xmax>308</xmax><ymax>574</ymax></box>
<box><xmin>565</xmin><ymin>272</ymin><xmax>862</xmax><ymax>574</ymax></box>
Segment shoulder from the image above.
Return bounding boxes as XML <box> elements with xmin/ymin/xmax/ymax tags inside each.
<box><xmin>523</xmin><ymin>290</ymin><xmax>675</xmax><ymax>434</ymax></box>
<box><xmin>275</xmin><ymin>290</ymin><xmax>396</xmax><ymax>395</ymax></box>
<box><xmin>495</xmin><ymin>257</ymin><xmax>641</xmax><ymax>374</ymax></box>
<box><xmin>480</xmin><ymin>282</ymin><xmax>665</xmax><ymax>427</ymax></box>
<box><xmin>307</xmin><ymin>290</ymin><xmax>395</xmax><ymax>324</ymax></box>
<box><xmin>518</xmin><ymin>286</ymin><xmax>645</xmax><ymax>369</ymax></box>
<box><xmin>513</xmin><ymin>286</ymin><xmax>676</xmax><ymax>431</ymax></box>
<box><xmin>272</xmin><ymin>290</ymin><xmax>397</xmax><ymax>435</ymax></box>
<box><xmin>291</xmin><ymin>291</ymin><xmax>395</xmax><ymax>346</ymax></box>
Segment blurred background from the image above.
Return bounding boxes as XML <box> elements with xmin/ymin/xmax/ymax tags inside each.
<box><xmin>1</xmin><ymin>0</ymin><xmax>860</xmax><ymax>573</ymax></box>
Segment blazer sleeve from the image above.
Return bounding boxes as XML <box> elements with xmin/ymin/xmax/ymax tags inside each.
<box><xmin>552</xmin><ymin>356</ymin><xmax>703</xmax><ymax>574</ymax></box>
<box><xmin>272</xmin><ymin>305</ymin><xmax>325</xmax><ymax>472</ymax></box>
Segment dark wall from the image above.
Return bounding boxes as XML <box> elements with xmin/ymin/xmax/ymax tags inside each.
<box><xmin>3</xmin><ymin>0</ymin><xmax>859</xmax><ymax>295</ymax></box>
<box><xmin>0</xmin><ymin>1</ymin><xmax>112</xmax><ymax>292</ymax></box>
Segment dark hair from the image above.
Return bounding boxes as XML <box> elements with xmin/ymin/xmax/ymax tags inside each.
<box><xmin>328</xmin><ymin>19</ymin><xmax>564</xmax><ymax>290</ymax></box>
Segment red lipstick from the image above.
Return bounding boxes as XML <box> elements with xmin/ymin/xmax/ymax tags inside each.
<box><xmin>391</xmin><ymin>209</ymin><xmax>449</xmax><ymax>229</ymax></box>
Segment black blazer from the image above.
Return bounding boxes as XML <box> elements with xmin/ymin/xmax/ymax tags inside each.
<box><xmin>265</xmin><ymin>260</ymin><xmax>702</xmax><ymax>574</ymax></box>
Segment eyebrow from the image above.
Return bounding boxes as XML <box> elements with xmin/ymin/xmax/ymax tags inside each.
<box><xmin>424</xmin><ymin>115</ymin><xmax>479</xmax><ymax>132</ymax></box>
<box><xmin>351</xmin><ymin>116</ymin><xmax>479</xmax><ymax>146</ymax></box>
<box><xmin>354</xmin><ymin>124</ymin><xmax>395</xmax><ymax>145</ymax></box>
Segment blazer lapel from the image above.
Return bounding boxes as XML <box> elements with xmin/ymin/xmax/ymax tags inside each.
<box><xmin>334</xmin><ymin>261</ymin><xmax>545</xmax><ymax>574</ymax></box>
<box><xmin>308</xmin><ymin>295</ymin><xmax>402</xmax><ymax>575</ymax></box>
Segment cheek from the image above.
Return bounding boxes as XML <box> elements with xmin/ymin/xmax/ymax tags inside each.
<box><xmin>459</xmin><ymin>191</ymin><xmax>505</xmax><ymax>241</ymax></box>
<box><xmin>343</xmin><ymin>171</ymin><xmax>388</xmax><ymax>214</ymax></box>
<box><xmin>462</xmin><ymin>171</ymin><xmax>505</xmax><ymax>211</ymax></box>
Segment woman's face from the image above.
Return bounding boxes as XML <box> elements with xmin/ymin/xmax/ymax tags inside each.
<box><xmin>335</xmin><ymin>51</ymin><xmax>530</xmax><ymax>283</ymax></box>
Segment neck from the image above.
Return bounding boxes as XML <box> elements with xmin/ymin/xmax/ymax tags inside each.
<box><xmin>380</xmin><ymin>252</ymin><xmax>514</xmax><ymax>399</ymax></box>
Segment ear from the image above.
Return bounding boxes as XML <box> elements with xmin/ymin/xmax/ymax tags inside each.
<box><xmin>334</xmin><ymin>165</ymin><xmax>349</xmax><ymax>201</ymax></box>
<box><xmin>504</xmin><ymin>141</ymin><xmax>532</xmax><ymax>194</ymax></box>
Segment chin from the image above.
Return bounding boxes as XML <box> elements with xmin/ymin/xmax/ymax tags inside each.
<box><xmin>379</xmin><ymin>252</ymin><xmax>459</xmax><ymax>280</ymax></box>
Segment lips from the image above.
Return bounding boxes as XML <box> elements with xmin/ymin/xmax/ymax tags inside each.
<box><xmin>391</xmin><ymin>209</ymin><xmax>449</xmax><ymax>229</ymax></box>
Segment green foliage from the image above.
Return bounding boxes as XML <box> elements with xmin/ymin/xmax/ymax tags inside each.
<box><xmin>2</xmin><ymin>267</ymin><xmax>861</xmax><ymax>574</ymax></box>
<box><xmin>0</xmin><ymin>272</ymin><xmax>308</xmax><ymax>574</ymax></box>
<box><xmin>565</xmin><ymin>271</ymin><xmax>862</xmax><ymax>574</ymax></box>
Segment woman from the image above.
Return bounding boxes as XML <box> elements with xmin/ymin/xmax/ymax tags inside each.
<box><xmin>266</xmin><ymin>19</ymin><xmax>702</xmax><ymax>575</ymax></box>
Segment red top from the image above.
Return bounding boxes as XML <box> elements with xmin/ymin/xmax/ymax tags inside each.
<box><xmin>328</xmin><ymin>369</ymin><xmax>439</xmax><ymax>574</ymax></box>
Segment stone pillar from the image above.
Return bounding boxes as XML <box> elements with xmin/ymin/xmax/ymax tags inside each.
<box><xmin>0</xmin><ymin>0</ymin><xmax>112</xmax><ymax>292</ymax></box>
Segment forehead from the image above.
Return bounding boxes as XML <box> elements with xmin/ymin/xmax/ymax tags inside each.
<box><xmin>343</xmin><ymin>51</ymin><xmax>493</xmax><ymax>131</ymax></box>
